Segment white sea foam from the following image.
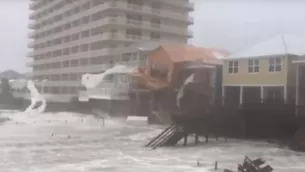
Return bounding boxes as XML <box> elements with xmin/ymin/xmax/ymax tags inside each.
<box><xmin>0</xmin><ymin>111</ymin><xmax>305</xmax><ymax>172</ymax></box>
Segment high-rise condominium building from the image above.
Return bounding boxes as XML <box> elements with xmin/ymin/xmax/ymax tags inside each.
<box><xmin>27</xmin><ymin>0</ymin><xmax>194</xmax><ymax>102</ymax></box>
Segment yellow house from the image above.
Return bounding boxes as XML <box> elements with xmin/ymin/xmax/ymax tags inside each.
<box><xmin>222</xmin><ymin>34</ymin><xmax>305</xmax><ymax>107</ymax></box>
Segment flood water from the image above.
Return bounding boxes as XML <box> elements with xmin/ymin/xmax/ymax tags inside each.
<box><xmin>0</xmin><ymin>110</ymin><xmax>305</xmax><ymax>172</ymax></box>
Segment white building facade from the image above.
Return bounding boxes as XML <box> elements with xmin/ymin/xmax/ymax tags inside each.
<box><xmin>28</xmin><ymin>0</ymin><xmax>194</xmax><ymax>102</ymax></box>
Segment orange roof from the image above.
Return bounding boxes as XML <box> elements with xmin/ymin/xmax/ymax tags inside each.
<box><xmin>160</xmin><ymin>44</ymin><xmax>229</xmax><ymax>64</ymax></box>
<box><xmin>132</xmin><ymin>71</ymin><xmax>169</xmax><ymax>90</ymax></box>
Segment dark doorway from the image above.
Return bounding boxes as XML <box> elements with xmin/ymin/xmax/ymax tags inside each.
<box><xmin>224</xmin><ymin>86</ymin><xmax>240</xmax><ymax>107</ymax></box>
<box><xmin>243</xmin><ymin>87</ymin><xmax>261</xmax><ymax>103</ymax></box>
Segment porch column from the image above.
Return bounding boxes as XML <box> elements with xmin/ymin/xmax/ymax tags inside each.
<box><xmin>260</xmin><ymin>86</ymin><xmax>264</xmax><ymax>103</ymax></box>
<box><xmin>296</xmin><ymin>64</ymin><xmax>300</xmax><ymax>116</ymax></box>
<box><xmin>222</xmin><ymin>86</ymin><xmax>225</xmax><ymax>105</ymax></box>
<box><xmin>239</xmin><ymin>86</ymin><xmax>243</xmax><ymax>105</ymax></box>
<box><xmin>296</xmin><ymin>64</ymin><xmax>300</xmax><ymax>105</ymax></box>
<box><xmin>284</xmin><ymin>84</ymin><xmax>287</xmax><ymax>103</ymax></box>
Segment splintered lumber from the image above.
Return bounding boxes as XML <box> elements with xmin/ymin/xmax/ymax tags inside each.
<box><xmin>237</xmin><ymin>156</ymin><xmax>273</xmax><ymax>172</ymax></box>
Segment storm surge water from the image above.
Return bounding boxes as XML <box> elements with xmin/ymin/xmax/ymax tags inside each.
<box><xmin>24</xmin><ymin>80</ymin><xmax>47</xmax><ymax>113</ymax></box>
<box><xmin>0</xmin><ymin>110</ymin><xmax>305</xmax><ymax>172</ymax></box>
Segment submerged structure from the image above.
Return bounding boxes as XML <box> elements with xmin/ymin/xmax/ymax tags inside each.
<box><xmin>225</xmin><ymin>156</ymin><xmax>273</xmax><ymax>172</ymax></box>
<box><xmin>79</xmin><ymin>64</ymin><xmax>136</xmax><ymax>116</ymax></box>
<box><xmin>9</xmin><ymin>79</ymin><xmax>47</xmax><ymax>112</ymax></box>
<box><xmin>144</xmin><ymin>37</ymin><xmax>305</xmax><ymax>151</ymax></box>
<box><xmin>131</xmin><ymin>44</ymin><xmax>226</xmax><ymax>123</ymax></box>
<box><xmin>24</xmin><ymin>80</ymin><xmax>47</xmax><ymax>113</ymax></box>
<box><xmin>78</xmin><ymin>43</ymin><xmax>160</xmax><ymax>116</ymax></box>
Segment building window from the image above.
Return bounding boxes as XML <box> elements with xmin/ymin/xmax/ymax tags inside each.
<box><xmin>150</xmin><ymin>32</ymin><xmax>160</xmax><ymax>40</ymax></box>
<box><xmin>69</xmin><ymin>87</ymin><xmax>77</xmax><ymax>94</ymax></box>
<box><xmin>90</xmin><ymin>41</ymin><xmax>103</xmax><ymax>50</ymax></box>
<box><xmin>71</xmin><ymin>59</ymin><xmax>79</xmax><ymax>67</ymax></box>
<box><xmin>61</xmin><ymin>87</ymin><xmax>69</xmax><ymax>94</ymax></box>
<box><xmin>151</xmin><ymin>2</ymin><xmax>160</xmax><ymax>13</ymax></box>
<box><xmin>92</xmin><ymin>0</ymin><xmax>104</xmax><ymax>6</ymax></box>
<box><xmin>126</xmin><ymin>29</ymin><xmax>141</xmax><ymax>39</ymax></box>
<box><xmin>126</xmin><ymin>14</ymin><xmax>142</xmax><ymax>24</ymax></box>
<box><xmin>63</xmin><ymin>36</ymin><xmax>71</xmax><ymax>43</ymax></box>
<box><xmin>61</xmin><ymin>74</ymin><xmax>69</xmax><ymax>81</ymax></box>
<box><xmin>71</xmin><ymin>33</ymin><xmax>80</xmax><ymax>41</ymax></box>
<box><xmin>91</xmin><ymin>11</ymin><xmax>103</xmax><ymax>21</ymax></box>
<box><xmin>90</xmin><ymin>56</ymin><xmax>104</xmax><ymax>64</ymax></box>
<box><xmin>81</xmin><ymin>30</ymin><xmax>90</xmax><ymax>38</ymax></box>
<box><xmin>63</xmin><ymin>61</ymin><xmax>69</xmax><ymax>68</ymax></box>
<box><xmin>81</xmin><ymin>16</ymin><xmax>90</xmax><ymax>24</ymax></box>
<box><xmin>81</xmin><ymin>2</ymin><xmax>91</xmax><ymax>11</ymax></box>
<box><xmin>63</xmin><ymin>48</ymin><xmax>70</xmax><ymax>55</ymax></box>
<box><xmin>72</xmin><ymin>19</ymin><xmax>81</xmax><ymax>27</ymax></box>
<box><xmin>80</xmin><ymin>44</ymin><xmax>89</xmax><ymax>52</ymax></box>
<box><xmin>228</xmin><ymin>60</ymin><xmax>238</xmax><ymax>74</ymax></box>
<box><xmin>71</xmin><ymin>46</ymin><xmax>79</xmax><ymax>54</ymax></box>
<box><xmin>91</xmin><ymin>26</ymin><xmax>103</xmax><ymax>36</ymax></box>
<box><xmin>248</xmin><ymin>59</ymin><xmax>259</xmax><ymax>73</ymax></box>
<box><xmin>151</xmin><ymin>63</ymin><xmax>168</xmax><ymax>81</ymax></box>
<box><xmin>151</xmin><ymin>18</ymin><xmax>160</xmax><ymax>27</ymax></box>
<box><xmin>269</xmin><ymin>57</ymin><xmax>282</xmax><ymax>72</ymax></box>
<box><xmin>80</xmin><ymin>58</ymin><xmax>89</xmax><ymax>66</ymax></box>
<box><xmin>69</xmin><ymin>74</ymin><xmax>78</xmax><ymax>81</ymax></box>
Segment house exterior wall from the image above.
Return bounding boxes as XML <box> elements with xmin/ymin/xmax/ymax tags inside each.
<box><xmin>147</xmin><ymin>48</ymin><xmax>174</xmax><ymax>83</ymax></box>
<box><xmin>286</xmin><ymin>55</ymin><xmax>299</xmax><ymax>103</ymax></box>
<box><xmin>286</xmin><ymin>55</ymin><xmax>299</xmax><ymax>86</ymax></box>
<box><xmin>223</xmin><ymin>56</ymin><xmax>288</xmax><ymax>86</ymax></box>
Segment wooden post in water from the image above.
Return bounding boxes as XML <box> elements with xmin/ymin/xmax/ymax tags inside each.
<box><xmin>184</xmin><ymin>132</ymin><xmax>188</xmax><ymax>146</ymax></box>
<box><xmin>102</xmin><ymin>117</ymin><xmax>105</xmax><ymax>127</ymax></box>
<box><xmin>205</xmin><ymin>134</ymin><xmax>209</xmax><ymax>143</ymax></box>
<box><xmin>195</xmin><ymin>133</ymin><xmax>199</xmax><ymax>145</ymax></box>
<box><xmin>108</xmin><ymin>99</ymin><xmax>112</xmax><ymax>116</ymax></box>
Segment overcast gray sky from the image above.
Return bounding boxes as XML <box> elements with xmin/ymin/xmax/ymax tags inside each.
<box><xmin>0</xmin><ymin>0</ymin><xmax>305</xmax><ymax>73</ymax></box>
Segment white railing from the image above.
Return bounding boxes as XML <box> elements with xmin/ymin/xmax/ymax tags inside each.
<box><xmin>85</xmin><ymin>83</ymin><xmax>131</xmax><ymax>100</ymax></box>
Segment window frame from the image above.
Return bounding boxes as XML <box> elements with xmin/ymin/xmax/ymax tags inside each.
<box><xmin>228</xmin><ymin>60</ymin><xmax>239</xmax><ymax>74</ymax></box>
<box><xmin>268</xmin><ymin>57</ymin><xmax>282</xmax><ymax>72</ymax></box>
<box><xmin>248</xmin><ymin>59</ymin><xmax>260</xmax><ymax>73</ymax></box>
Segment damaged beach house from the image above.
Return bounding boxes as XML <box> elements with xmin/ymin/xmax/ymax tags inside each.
<box><xmin>130</xmin><ymin>43</ymin><xmax>228</xmax><ymax>124</ymax></box>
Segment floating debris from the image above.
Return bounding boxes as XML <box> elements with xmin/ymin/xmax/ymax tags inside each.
<box><xmin>225</xmin><ymin>156</ymin><xmax>273</xmax><ymax>172</ymax></box>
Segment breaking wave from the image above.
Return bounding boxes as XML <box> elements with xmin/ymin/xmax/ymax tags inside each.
<box><xmin>0</xmin><ymin>110</ymin><xmax>305</xmax><ymax>172</ymax></box>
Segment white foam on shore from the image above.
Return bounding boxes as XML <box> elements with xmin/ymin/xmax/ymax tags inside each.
<box><xmin>1</xmin><ymin>111</ymin><xmax>305</xmax><ymax>172</ymax></box>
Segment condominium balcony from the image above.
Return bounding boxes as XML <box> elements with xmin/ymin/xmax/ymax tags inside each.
<box><xmin>31</xmin><ymin>64</ymin><xmax>112</xmax><ymax>76</ymax></box>
<box><xmin>109</xmin><ymin>1</ymin><xmax>190</xmax><ymax>23</ymax></box>
<box><xmin>188</xmin><ymin>16</ymin><xmax>194</xmax><ymax>24</ymax></box>
<box><xmin>187</xmin><ymin>30</ymin><xmax>193</xmax><ymax>38</ymax></box>
<box><xmin>28</xmin><ymin>22</ymin><xmax>37</xmax><ymax>29</ymax></box>
<box><xmin>28</xmin><ymin>31</ymin><xmax>36</xmax><ymax>38</ymax></box>
<box><xmin>29</xmin><ymin>12</ymin><xmax>36</xmax><ymax>20</ymax></box>
<box><xmin>187</xmin><ymin>2</ymin><xmax>195</xmax><ymax>11</ymax></box>
<box><xmin>27</xmin><ymin>52</ymin><xmax>34</xmax><ymax>58</ymax></box>
<box><xmin>26</xmin><ymin>61</ymin><xmax>33</xmax><ymax>67</ymax></box>
<box><xmin>29</xmin><ymin>1</ymin><xmax>39</xmax><ymax>10</ymax></box>
<box><xmin>28</xmin><ymin>41</ymin><xmax>35</xmax><ymax>48</ymax></box>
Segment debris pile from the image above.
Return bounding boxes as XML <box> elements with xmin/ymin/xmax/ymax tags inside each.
<box><xmin>225</xmin><ymin>156</ymin><xmax>273</xmax><ymax>172</ymax></box>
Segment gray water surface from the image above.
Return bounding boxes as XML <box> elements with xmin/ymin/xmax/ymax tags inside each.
<box><xmin>0</xmin><ymin>111</ymin><xmax>304</xmax><ymax>172</ymax></box>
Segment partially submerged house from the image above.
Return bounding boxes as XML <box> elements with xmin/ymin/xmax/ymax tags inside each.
<box><xmin>292</xmin><ymin>55</ymin><xmax>305</xmax><ymax>116</ymax></box>
<box><xmin>130</xmin><ymin>44</ymin><xmax>227</xmax><ymax>123</ymax></box>
<box><xmin>77</xmin><ymin>42</ymin><xmax>161</xmax><ymax>115</ymax></box>
<box><xmin>222</xmin><ymin>34</ymin><xmax>305</xmax><ymax>108</ymax></box>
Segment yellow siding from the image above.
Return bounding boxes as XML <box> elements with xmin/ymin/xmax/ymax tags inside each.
<box><xmin>223</xmin><ymin>56</ymin><xmax>288</xmax><ymax>85</ymax></box>
<box><xmin>286</xmin><ymin>55</ymin><xmax>299</xmax><ymax>87</ymax></box>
